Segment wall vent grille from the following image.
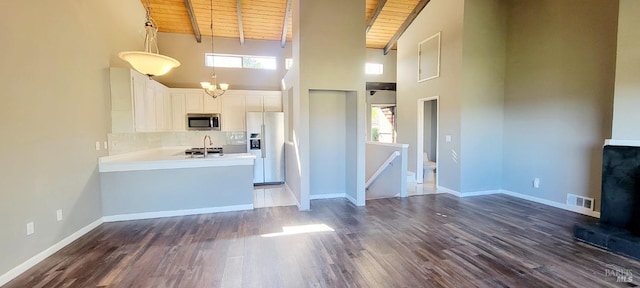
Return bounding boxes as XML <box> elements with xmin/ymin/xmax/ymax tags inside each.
<box><xmin>567</xmin><ymin>194</ymin><xmax>594</xmax><ymax>211</ymax></box>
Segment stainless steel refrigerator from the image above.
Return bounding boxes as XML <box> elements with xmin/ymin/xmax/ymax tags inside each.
<box><xmin>246</xmin><ymin>112</ymin><xmax>285</xmax><ymax>184</ymax></box>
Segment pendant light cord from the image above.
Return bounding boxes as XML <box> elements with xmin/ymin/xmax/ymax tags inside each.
<box><xmin>210</xmin><ymin>0</ymin><xmax>216</xmax><ymax>82</ymax></box>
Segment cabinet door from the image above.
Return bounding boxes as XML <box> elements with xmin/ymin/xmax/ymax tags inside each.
<box><xmin>132</xmin><ymin>75</ymin><xmax>147</xmax><ymax>132</ymax></box>
<box><xmin>145</xmin><ymin>83</ymin><xmax>157</xmax><ymax>131</ymax></box>
<box><xmin>263</xmin><ymin>94</ymin><xmax>282</xmax><ymax>112</ymax></box>
<box><xmin>203</xmin><ymin>94</ymin><xmax>221</xmax><ymax>113</ymax></box>
<box><xmin>163</xmin><ymin>88</ymin><xmax>173</xmax><ymax>130</ymax></box>
<box><xmin>185</xmin><ymin>92</ymin><xmax>204</xmax><ymax>113</ymax></box>
<box><xmin>245</xmin><ymin>94</ymin><xmax>263</xmax><ymax>112</ymax></box>
<box><xmin>222</xmin><ymin>95</ymin><xmax>245</xmax><ymax>131</ymax></box>
<box><xmin>171</xmin><ymin>93</ymin><xmax>186</xmax><ymax>131</ymax></box>
<box><xmin>155</xmin><ymin>85</ymin><xmax>172</xmax><ymax>131</ymax></box>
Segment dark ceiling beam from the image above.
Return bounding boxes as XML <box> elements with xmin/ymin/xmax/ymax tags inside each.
<box><xmin>237</xmin><ymin>0</ymin><xmax>245</xmax><ymax>45</ymax></box>
<box><xmin>281</xmin><ymin>0</ymin><xmax>292</xmax><ymax>48</ymax></box>
<box><xmin>383</xmin><ymin>0</ymin><xmax>431</xmax><ymax>55</ymax></box>
<box><xmin>366</xmin><ymin>0</ymin><xmax>387</xmax><ymax>34</ymax></box>
<box><xmin>183</xmin><ymin>0</ymin><xmax>202</xmax><ymax>43</ymax></box>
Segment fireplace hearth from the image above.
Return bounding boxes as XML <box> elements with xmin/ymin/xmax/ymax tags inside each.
<box><xmin>574</xmin><ymin>144</ymin><xmax>640</xmax><ymax>260</ymax></box>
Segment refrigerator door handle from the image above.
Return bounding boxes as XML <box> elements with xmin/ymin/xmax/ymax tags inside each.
<box><xmin>261</xmin><ymin>124</ymin><xmax>266</xmax><ymax>158</ymax></box>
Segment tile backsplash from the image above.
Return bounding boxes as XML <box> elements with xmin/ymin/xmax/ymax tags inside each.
<box><xmin>108</xmin><ymin>131</ymin><xmax>246</xmax><ymax>155</ymax></box>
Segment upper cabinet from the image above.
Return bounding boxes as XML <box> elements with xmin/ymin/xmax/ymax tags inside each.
<box><xmin>110</xmin><ymin>73</ymin><xmax>282</xmax><ymax>133</ymax></box>
<box><xmin>221</xmin><ymin>91</ymin><xmax>246</xmax><ymax>131</ymax></box>
<box><xmin>263</xmin><ymin>94</ymin><xmax>283</xmax><ymax>112</ymax></box>
<box><xmin>183</xmin><ymin>89</ymin><xmax>221</xmax><ymax>114</ymax></box>
<box><xmin>110</xmin><ymin>68</ymin><xmax>170</xmax><ymax>133</ymax></box>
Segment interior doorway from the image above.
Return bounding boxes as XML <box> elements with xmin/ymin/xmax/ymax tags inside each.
<box><xmin>416</xmin><ymin>97</ymin><xmax>439</xmax><ymax>186</ymax></box>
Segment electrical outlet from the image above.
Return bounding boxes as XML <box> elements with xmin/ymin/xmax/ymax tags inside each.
<box><xmin>95</xmin><ymin>141</ymin><xmax>101</xmax><ymax>151</ymax></box>
<box><xmin>445</xmin><ymin>135</ymin><xmax>452</xmax><ymax>142</ymax></box>
<box><xmin>103</xmin><ymin>141</ymin><xmax>108</xmax><ymax>149</ymax></box>
<box><xmin>26</xmin><ymin>222</ymin><xmax>34</xmax><ymax>235</ymax></box>
<box><xmin>533</xmin><ymin>178</ymin><xmax>540</xmax><ymax>188</ymax></box>
<box><xmin>56</xmin><ymin>209</ymin><xmax>63</xmax><ymax>221</ymax></box>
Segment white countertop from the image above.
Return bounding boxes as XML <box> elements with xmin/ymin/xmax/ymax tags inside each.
<box><xmin>99</xmin><ymin>147</ymin><xmax>255</xmax><ymax>172</ymax></box>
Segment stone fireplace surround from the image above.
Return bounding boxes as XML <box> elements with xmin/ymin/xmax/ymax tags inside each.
<box><xmin>574</xmin><ymin>140</ymin><xmax>640</xmax><ymax>260</ymax></box>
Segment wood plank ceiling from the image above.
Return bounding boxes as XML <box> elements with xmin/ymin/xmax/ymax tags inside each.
<box><xmin>144</xmin><ymin>0</ymin><xmax>428</xmax><ymax>52</ymax></box>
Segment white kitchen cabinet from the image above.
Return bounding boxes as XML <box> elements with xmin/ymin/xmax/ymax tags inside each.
<box><xmin>111</xmin><ymin>68</ymin><xmax>148</xmax><ymax>133</ymax></box>
<box><xmin>171</xmin><ymin>92</ymin><xmax>186</xmax><ymax>131</ymax></box>
<box><xmin>183</xmin><ymin>89</ymin><xmax>221</xmax><ymax>114</ymax></box>
<box><xmin>203</xmin><ymin>94</ymin><xmax>221</xmax><ymax>113</ymax></box>
<box><xmin>221</xmin><ymin>93</ymin><xmax>246</xmax><ymax>131</ymax></box>
<box><xmin>153</xmin><ymin>82</ymin><xmax>171</xmax><ymax>131</ymax></box>
<box><xmin>245</xmin><ymin>94</ymin><xmax>263</xmax><ymax>112</ymax></box>
<box><xmin>185</xmin><ymin>91</ymin><xmax>204</xmax><ymax>113</ymax></box>
<box><xmin>110</xmin><ymin>67</ymin><xmax>174</xmax><ymax>133</ymax></box>
<box><xmin>263</xmin><ymin>94</ymin><xmax>282</xmax><ymax>112</ymax></box>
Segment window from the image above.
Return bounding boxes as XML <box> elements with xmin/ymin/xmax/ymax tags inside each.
<box><xmin>371</xmin><ymin>105</ymin><xmax>396</xmax><ymax>143</ymax></box>
<box><xmin>205</xmin><ymin>53</ymin><xmax>277</xmax><ymax>70</ymax></box>
<box><xmin>366</xmin><ymin>63</ymin><xmax>384</xmax><ymax>75</ymax></box>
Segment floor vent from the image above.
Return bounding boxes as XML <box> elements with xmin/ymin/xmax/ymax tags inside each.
<box><xmin>567</xmin><ymin>194</ymin><xmax>594</xmax><ymax>211</ymax></box>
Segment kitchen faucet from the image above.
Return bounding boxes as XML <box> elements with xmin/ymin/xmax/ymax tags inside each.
<box><xmin>203</xmin><ymin>135</ymin><xmax>212</xmax><ymax>157</ymax></box>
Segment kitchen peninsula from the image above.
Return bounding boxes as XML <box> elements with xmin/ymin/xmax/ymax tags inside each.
<box><xmin>98</xmin><ymin>147</ymin><xmax>255</xmax><ymax>221</ymax></box>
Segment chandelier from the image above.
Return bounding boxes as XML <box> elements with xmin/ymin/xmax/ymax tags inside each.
<box><xmin>118</xmin><ymin>0</ymin><xmax>180</xmax><ymax>77</ymax></box>
<box><xmin>200</xmin><ymin>0</ymin><xmax>229</xmax><ymax>98</ymax></box>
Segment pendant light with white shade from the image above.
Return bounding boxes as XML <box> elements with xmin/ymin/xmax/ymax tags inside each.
<box><xmin>119</xmin><ymin>0</ymin><xmax>181</xmax><ymax>77</ymax></box>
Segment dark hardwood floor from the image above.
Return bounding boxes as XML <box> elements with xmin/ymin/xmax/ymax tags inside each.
<box><xmin>6</xmin><ymin>194</ymin><xmax>640</xmax><ymax>288</ymax></box>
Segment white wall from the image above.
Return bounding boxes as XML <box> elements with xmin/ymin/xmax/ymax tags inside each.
<box><xmin>397</xmin><ymin>0</ymin><xmax>464</xmax><ymax>191</ymax></box>
<box><xmin>292</xmin><ymin>0</ymin><xmax>367</xmax><ymax>209</ymax></box>
<box><xmin>459</xmin><ymin>0</ymin><xmax>506</xmax><ymax>192</ymax></box>
<box><xmin>366</xmin><ymin>49</ymin><xmax>397</xmax><ymax>83</ymax></box>
<box><xmin>155</xmin><ymin>33</ymin><xmax>290</xmax><ymax>90</ymax></box>
<box><xmin>612</xmin><ymin>0</ymin><xmax>640</xmax><ymax>141</ymax></box>
<box><xmin>502</xmin><ymin>0</ymin><xmax>618</xmax><ymax>210</ymax></box>
<box><xmin>309</xmin><ymin>91</ymin><xmax>347</xmax><ymax>196</ymax></box>
<box><xmin>0</xmin><ymin>0</ymin><xmax>144</xmax><ymax>279</ymax></box>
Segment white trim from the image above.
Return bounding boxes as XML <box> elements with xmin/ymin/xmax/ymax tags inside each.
<box><xmin>435</xmin><ymin>187</ymin><xmax>601</xmax><ymax>218</ymax></box>
<box><xmin>310</xmin><ymin>193</ymin><xmax>346</xmax><ymax>200</ymax></box>
<box><xmin>0</xmin><ymin>218</ymin><xmax>104</xmax><ymax>287</ymax></box>
<box><xmin>284</xmin><ymin>182</ymin><xmax>302</xmax><ymax>209</ymax></box>
<box><xmin>459</xmin><ymin>190</ymin><xmax>502</xmax><ymax>197</ymax></box>
<box><xmin>103</xmin><ymin>204</ymin><xmax>254</xmax><ymax>222</ymax></box>
<box><xmin>417</xmin><ymin>32</ymin><xmax>441</xmax><ymax>82</ymax></box>
<box><xmin>417</xmin><ymin>97</ymin><xmax>439</xmax><ymax>185</ymax></box>
<box><xmin>436</xmin><ymin>185</ymin><xmax>459</xmax><ymax>196</ymax></box>
<box><xmin>604</xmin><ymin>139</ymin><xmax>640</xmax><ymax>147</ymax></box>
<box><xmin>501</xmin><ymin>190</ymin><xmax>601</xmax><ymax>218</ymax></box>
<box><xmin>346</xmin><ymin>193</ymin><xmax>360</xmax><ymax>206</ymax></box>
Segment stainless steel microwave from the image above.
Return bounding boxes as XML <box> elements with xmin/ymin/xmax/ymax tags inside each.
<box><xmin>186</xmin><ymin>113</ymin><xmax>221</xmax><ymax>130</ymax></box>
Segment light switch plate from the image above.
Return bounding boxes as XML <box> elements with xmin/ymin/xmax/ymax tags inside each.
<box><xmin>56</xmin><ymin>209</ymin><xmax>63</xmax><ymax>221</ymax></box>
<box><xmin>103</xmin><ymin>141</ymin><xmax>108</xmax><ymax>149</ymax></box>
<box><xmin>26</xmin><ymin>222</ymin><xmax>34</xmax><ymax>235</ymax></box>
<box><xmin>95</xmin><ymin>141</ymin><xmax>101</xmax><ymax>151</ymax></box>
<box><xmin>446</xmin><ymin>135</ymin><xmax>451</xmax><ymax>142</ymax></box>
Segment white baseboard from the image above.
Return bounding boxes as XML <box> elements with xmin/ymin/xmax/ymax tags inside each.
<box><xmin>345</xmin><ymin>193</ymin><xmax>358</xmax><ymax>205</ymax></box>
<box><xmin>501</xmin><ymin>190</ymin><xmax>601</xmax><ymax>218</ymax></box>
<box><xmin>436</xmin><ymin>185</ymin><xmax>460</xmax><ymax>196</ymax></box>
<box><xmin>0</xmin><ymin>218</ymin><xmax>104</xmax><ymax>287</ymax></box>
<box><xmin>310</xmin><ymin>193</ymin><xmax>346</xmax><ymax>200</ymax></box>
<box><xmin>284</xmin><ymin>182</ymin><xmax>302</xmax><ymax>209</ymax></box>
<box><xmin>435</xmin><ymin>186</ymin><xmax>600</xmax><ymax>218</ymax></box>
<box><xmin>103</xmin><ymin>204</ymin><xmax>254</xmax><ymax>222</ymax></box>
<box><xmin>459</xmin><ymin>189</ymin><xmax>502</xmax><ymax>197</ymax></box>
